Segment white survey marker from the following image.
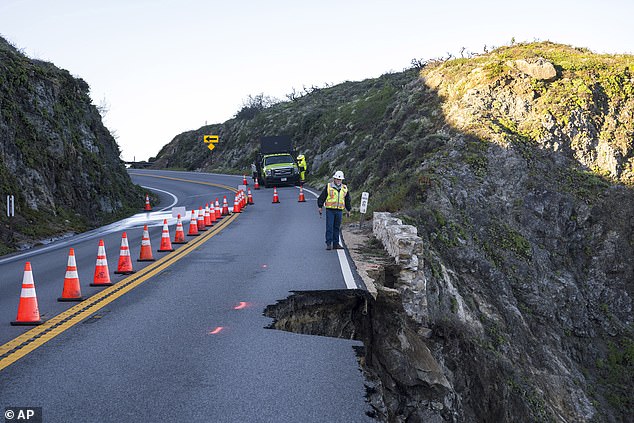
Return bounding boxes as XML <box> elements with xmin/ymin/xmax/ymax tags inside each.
<box><xmin>359</xmin><ymin>192</ymin><xmax>369</xmax><ymax>214</ymax></box>
<box><xmin>172</xmin><ymin>206</ymin><xmax>187</xmax><ymax>218</ymax></box>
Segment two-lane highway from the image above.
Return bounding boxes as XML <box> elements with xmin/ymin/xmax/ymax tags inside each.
<box><xmin>0</xmin><ymin>170</ymin><xmax>238</xmax><ymax>345</ymax></box>
<box><xmin>0</xmin><ymin>170</ymin><xmax>372</xmax><ymax>422</ymax></box>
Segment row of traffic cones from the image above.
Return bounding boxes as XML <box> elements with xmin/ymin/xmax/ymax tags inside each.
<box><xmin>271</xmin><ymin>186</ymin><xmax>306</xmax><ymax>203</ymax></box>
<box><xmin>185</xmin><ymin>190</ymin><xmax>256</xmax><ymax>236</ymax></box>
<box><xmin>10</xmin><ymin>219</ymin><xmax>186</xmax><ymax>325</ymax></box>
<box><xmin>11</xmin><ymin>194</ymin><xmax>255</xmax><ymax>325</ymax></box>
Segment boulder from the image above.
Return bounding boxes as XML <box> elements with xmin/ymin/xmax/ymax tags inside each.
<box><xmin>513</xmin><ymin>57</ymin><xmax>558</xmax><ymax>81</ymax></box>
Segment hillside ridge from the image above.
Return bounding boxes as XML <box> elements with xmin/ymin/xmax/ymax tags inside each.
<box><xmin>152</xmin><ymin>42</ymin><xmax>633</xmax><ymax>422</ymax></box>
<box><xmin>0</xmin><ymin>36</ymin><xmax>142</xmax><ymax>252</ymax></box>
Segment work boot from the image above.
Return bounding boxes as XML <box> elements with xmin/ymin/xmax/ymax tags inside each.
<box><xmin>333</xmin><ymin>244</ymin><xmax>343</xmax><ymax>250</ymax></box>
<box><xmin>326</xmin><ymin>244</ymin><xmax>332</xmax><ymax>250</ymax></box>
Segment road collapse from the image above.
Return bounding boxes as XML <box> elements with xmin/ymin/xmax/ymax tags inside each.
<box><xmin>264</xmin><ymin>235</ymin><xmax>453</xmax><ymax>422</ymax></box>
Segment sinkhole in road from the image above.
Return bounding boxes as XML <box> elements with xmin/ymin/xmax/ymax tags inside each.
<box><xmin>264</xmin><ymin>287</ymin><xmax>452</xmax><ymax>422</ymax></box>
<box><xmin>264</xmin><ymin>289</ymin><xmax>378</xmax><ymax>418</ymax></box>
<box><xmin>264</xmin><ymin>289</ymin><xmax>372</xmax><ymax>342</ymax></box>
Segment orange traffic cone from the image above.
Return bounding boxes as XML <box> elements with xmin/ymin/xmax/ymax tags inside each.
<box><xmin>254</xmin><ymin>177</ymin><xmax>260</xmax><ymax>190</ymax></box>
<box><xmin>188</xmin><ymin>210</ymin><xmax>199</xmax><ymax>236</ymax></box>
<box><xmin>237</xmin><ymin>191</ymin><xmax>242</xmax><ymax>209</ymax></box>
<box><xmin>233</xmin><ymin>195</ymin><xmax>241</xmax><ymax>213</ymax></box>
<box><xmin>91</xmin><ymin>239</ymin><xmax>113</xmax><ymax>287</ymax></box>
<box><xmin>243</xmin><ymin>175</ymin><xmax>248</xmax><ymax>185</ymax></box>
<box><xmin>157</xmin><ymin>219</ymin><xmax>174</xmax><ymax>252</ymax></box>
<box><xmin>298</xmin><ymin>186</ymin><xmax>306</xmax><ymax>202</ymax></box>
<box><xmin>114</xmin><ymin>232</ymin><xmax>135</xmax><ymax>275</ymax></box>
<box><xmin>241</xmin><ymin>190</ymin><xmax>247</xmax><ymax>208</ymax></box>
<box><xmin>173</xmin><ymin>214</ymin><xmax>187</xmax><ymax>244</ymax></box>
<box><xmin>272</xmin><ymin>187</ymin><xmax>280</xmax><ymax>203</ymax></box>
<box><xmin>58</xmin><ymin>248</ymin><xmax>84</xmax><ymax>301</ymax></box>
<box><xmin>197</xmin><ymin>206</ymin><xmax>207</xmax><ymax>231</ymax></box>
<box><xmin>209</xmin><ymin>203</ymin><xmax>217</xmax><ymax>225</ymax></box>
<box><xmin>144</xmin><ymin>193</ymin><xmax>152</xmax><ymax>211</ymax></box>
<box><xmin>247</xmin><ymin>188</ymin><xmax>254</xmax><ymax>205</ymax></box>
<box><xmin>215</xmin><ymin>198</ymin><xmax>222</xmax><ymax>220</ymax></box>
<box><xmin>138</xmin><ymin>225</ymin><xmax>156</xmax><ymax>261</ymax></box>
<box><xmin>222</xmin><ymin>196</ymin><xmax>229</xmax><ymax>215</ymax></box>
<box><xmin>204</xmin><ymin>204</ymin><xmax>212</xmax><ymax>227</ymax></box>
<box><xmin>11</xmin><ymin>262</ymin><xmax>43</xmax><ymax>325</ymax></box>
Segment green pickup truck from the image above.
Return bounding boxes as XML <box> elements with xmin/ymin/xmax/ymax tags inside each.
<box><xmin>254</xmin><ymin>136</ymin><xmax>300</xmax><ymax>188</ymax></box>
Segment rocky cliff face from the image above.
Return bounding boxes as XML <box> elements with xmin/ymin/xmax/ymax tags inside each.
<box><xmin>153</xmin><ymin>42</ymin><xmax>633</xmax><ymax>422</ymax></box>
<box><xmin>0</xmin><ymin>37</ymin><xmax>142</xmax><ymax>251</ymax></box>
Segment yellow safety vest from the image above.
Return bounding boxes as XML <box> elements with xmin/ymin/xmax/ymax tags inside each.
<box><xmin>324</xmin><ymin>183</ymin><xmax>348</xmax><ymax>210</ymax></box>
<box><xmin>298</xmin><ymin>157</ymin><xmax>307</xmax><ymax>180</ymax></box>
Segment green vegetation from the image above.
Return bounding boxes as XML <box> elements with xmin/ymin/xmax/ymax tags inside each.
<box><xmin>423</xmin><ymin>42</ymin><xmax>634</xmax><ymax>184</ymax></box>
<box><xmin>430</xmin><ymin>209</ymin><xmax>467</xmax><ymax>249</ymax></box>
<box><xmin>506</xmin><ymin>377</ymin><xmax>552</xmax><ymax>423</ymax></box>
<box><xmin>463</xmin><ymin>139</ymin><xmax>489</xmax><ymax>177</ymax></box>
<box><xmin>563</xmin><ymin>167</ymin><xmax>611</xmax><ymax>201</ymax></box>
<box><xmin>450</xmin><ymin>297</ymin><xmax>458</xmax><ymax>314</ymax></box>
<box><xmin>482</xmin><ymin>222</ymin><xmax>532</xmax><ymax>265</ymax></box>
<box><xmin>0</xmin><ymin>36</ymin><xmax>142</xmax><ymax>251</ymax></box>
<box><xmin>596</xmin><ymin>338</ymin><xmax>634</xmax><ymax>410</ymax></box>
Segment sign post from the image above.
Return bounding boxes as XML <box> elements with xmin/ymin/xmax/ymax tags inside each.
<box><xmin>203</xmin><ymin>135</ymin><xmax>219</xmax><ymax>151</ymax></box>
<box><xmin>359</xmin><ymin>191</ymin><xmax>369</xmax><ymax>228</ymax></box>
<box><xmin>6</xmin><ymin>195</ymin><xmax>14</xmax><ymax>217</ymax></box>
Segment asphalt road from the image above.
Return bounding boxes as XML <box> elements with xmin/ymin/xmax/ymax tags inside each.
<box><xmin>0</xmin><ymin>170</ymin><xmax>373</xmax><ymax>422</ymax></box>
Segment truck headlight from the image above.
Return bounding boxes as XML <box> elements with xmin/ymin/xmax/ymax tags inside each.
<box><xmin>265</xmin><ymin>169</ymin><xmax>272</xmax><ymax>176</ymax></box>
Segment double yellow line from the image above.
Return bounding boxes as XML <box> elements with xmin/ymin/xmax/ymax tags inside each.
<box><xmin>0</xmin><ymin>176</ymin><xmax>239</xmax><ymax>371</ymax></box>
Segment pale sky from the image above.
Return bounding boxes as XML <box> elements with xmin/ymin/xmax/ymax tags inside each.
<box><xmin>0</xmin><ymin>0</ymin><xmax>632</xmax><ymax>161</ymax></box>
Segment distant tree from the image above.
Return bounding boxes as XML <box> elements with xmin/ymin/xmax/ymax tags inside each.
<box><xmin>286</xmin><ymin>87</ymin><xmax>303</xmax><ymax>102</ymax></box>
<box><xmin>235</xmin><ymin>93</ymin><xmax>280</xmax><ymax>120</ymax></box>
<box><xmin>302</xmin><ymin>84</ymin><xmax>322</xmax><ymax>95</ymax></box>
<box><xmin>96</xmin><ymin>96</ymin><xmax>109</xmax><ymax>118</ymax></box>
<box><xmin>410</xmin><ymin>57</ymin><xmax>426</xmax><ymax>70</ymax></box>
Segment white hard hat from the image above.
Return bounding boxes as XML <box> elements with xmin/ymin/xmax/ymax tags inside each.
<box><xmin>332</xmin><ymin>170</ymin><xmax>345</xmax><ymax>180</ymax></box>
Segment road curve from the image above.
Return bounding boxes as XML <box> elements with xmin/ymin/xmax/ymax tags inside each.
<box><xmin>0</xmin><ymin>170</ymin><xmax>372</xmax><ymax>422</ymax></box>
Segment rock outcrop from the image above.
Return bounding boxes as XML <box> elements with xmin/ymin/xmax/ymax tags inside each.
<box><xmin>153</xmin><ymin>42</ymin><xmax>633</xmax><ymax>422</ymax></box>
<box><xmin>511</xmin><ymin>57</ymin><xmax>558</xmax><ymax>81</ymax></box>
<box><xmin>0</xmin><ymin>36</ymin><xmax>142</xmax><ymax>251</ymax></box>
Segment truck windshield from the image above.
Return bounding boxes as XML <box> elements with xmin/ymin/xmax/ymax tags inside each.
<box><xmin>264</xmin><ymin>155</ymin><xmax>294</xmax><ymax>166</ymax></box>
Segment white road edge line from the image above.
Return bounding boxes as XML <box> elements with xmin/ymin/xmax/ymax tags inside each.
<box><xmin>142</xmin><ymin>185</ymin><xmax>179</xmax><ymax>211</ymax></box>
<box><xmin>302</xmin><ymin>185</ymin><xmax>357</xmax><ymax>290</ymax></box>
<box><xmin>337</xmin><ymin>249</ymin><xmax>358</xmax><ymax>289</ymax></box>
<box><xmin>302</xmin><ymin>186</ymin><xmax>320</xmax><ymax>198</ymax></box>
<box><xmin>0</xmin><ymin>187</ymin><xmax>180</xmax><ymax>265</ymax></box>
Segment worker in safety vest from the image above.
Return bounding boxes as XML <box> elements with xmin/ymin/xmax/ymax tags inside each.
<box><xmin>251</xmin><ymin>163</ymin><xmax>257</xmax><ymax>181</ymax></box>
<box><xmin>317</xmin><ymin>170</ymin><xmax>351</xmax><ymax>250</ymax></box>
<box><xmin>297</xmin><ymin>154</ymin><xmax>307</xmax><ymax>184</ymax></box>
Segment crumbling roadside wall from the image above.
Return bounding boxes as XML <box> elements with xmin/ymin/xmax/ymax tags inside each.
<box><xmin>373</xmin><ymin>212</ymin><xmax>429</xmax><ymax>326</ymax></box>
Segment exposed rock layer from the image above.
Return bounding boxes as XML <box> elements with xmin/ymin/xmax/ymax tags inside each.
<box><xmin>0</xmin><ymin>37</ymin><xmax>142</xmax><ymax>250</ymax></box>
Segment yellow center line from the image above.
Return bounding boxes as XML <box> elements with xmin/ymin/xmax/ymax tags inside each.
<box><xmin>0</xmin><ymin>176</ymin><xmax>241</xmax><ymax>372</ymax></box>
<box><xmin>129</xmin><ymin>173</ymin><xmax>236</xmax><ymax>191</ymax></box>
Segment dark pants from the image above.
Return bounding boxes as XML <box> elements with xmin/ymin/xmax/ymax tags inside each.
<box><xmin>325</xmin><ymin>208</ymin><xmax>343</xmax><ymax>246</ymax></box>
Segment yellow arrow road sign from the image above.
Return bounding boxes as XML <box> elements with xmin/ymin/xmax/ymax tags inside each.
<box><xmin>204</xmin><ymin>135</ymin><xmax>219</xmax><ymax>143</ymax></box>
